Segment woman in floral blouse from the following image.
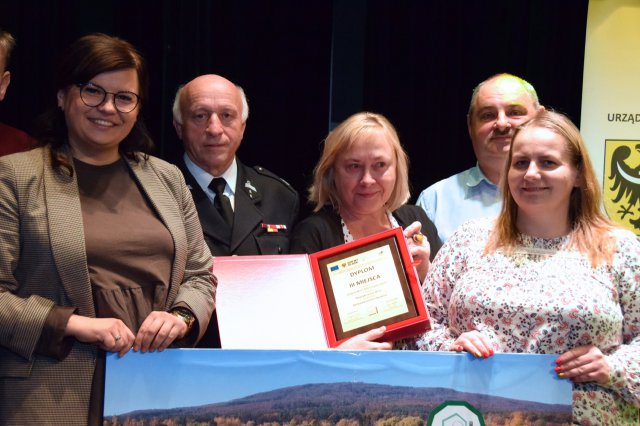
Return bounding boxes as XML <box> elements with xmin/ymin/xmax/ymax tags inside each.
<box><xmin>412</xmin><ymin>110</ymin><xmax>639</xmax><ymax>424</ymax></box>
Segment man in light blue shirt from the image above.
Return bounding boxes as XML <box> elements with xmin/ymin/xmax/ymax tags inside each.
<box><xmin>417</xmin><ymin>73</ymin><xmax>543</xmax><ymax>242</ymax></box>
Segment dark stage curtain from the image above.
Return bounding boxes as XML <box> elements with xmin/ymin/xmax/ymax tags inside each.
<box><xmin>354</xmin><ymin>1</ymin><xmax>588</xmax><ymax>199</ymax></box>
<box><xmin>0</xmin><ymin>0</ymin><xmax>587</xmax><ymax>209</ymax></box>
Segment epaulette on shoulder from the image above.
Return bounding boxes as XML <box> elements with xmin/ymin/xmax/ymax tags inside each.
<box><xmin>252</xmin><ymin>165</ymin><xmax>296</xmax><ymax>191</ymax></box>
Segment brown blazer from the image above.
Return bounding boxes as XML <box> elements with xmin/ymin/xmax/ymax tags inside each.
<box><xmin>0</xmin><ymin>147</ymin><xmax>216</xmax><ymax>425</ymax></box>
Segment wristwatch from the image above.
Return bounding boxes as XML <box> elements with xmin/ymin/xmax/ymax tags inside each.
<box><xmin>170</xmin><ymin>307</ymin><xmax>195</xmax><ymax>333</ymax></box>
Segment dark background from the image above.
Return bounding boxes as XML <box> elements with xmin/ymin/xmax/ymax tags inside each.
<box><xmin>0</xmin><ymin>0</ymin><xmax>588</xmax><ymax>217</ymax></box>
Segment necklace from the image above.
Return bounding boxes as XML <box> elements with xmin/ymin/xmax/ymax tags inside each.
<box><xmin>340</xmin><ymin>210</ymin><xmax>399</xmax><ymax>243</ymax></box>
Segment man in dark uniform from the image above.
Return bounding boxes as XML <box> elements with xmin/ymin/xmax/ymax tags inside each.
<box><xmin>172</xmin><ymin>74</ymin><xmax>299</xmax><ymax>346</ymax></box>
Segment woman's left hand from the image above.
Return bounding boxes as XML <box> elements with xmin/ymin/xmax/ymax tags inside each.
<box><xmin>450</xmin><ymin>330</ymin><xmax>494</xmax><ymax>358</ymax></box>
<box><xmin>403</xmin><ymin>221</ymin><xmax>431</xmax><ymax>282</ymax></box>
<box><xmin>133</xmin><ymin>311</ymin><xmax>188</xmax><ymax>353</ymax></box>
<box><xmin>555</xmin><ymin>345</ymin><xmax>611</xmax><ymax>385</ymax></box>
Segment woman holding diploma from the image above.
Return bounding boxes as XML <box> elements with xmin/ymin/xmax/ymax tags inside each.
<box><xmin>0</xmin><ymin>34</ymin><xmax>215</xmax><ymax>424</ymax></box>
<box><xmin>410</xmin><ymin>110</ymin><xmax>640</xmax><ymax>423</ymax></box>
<box><xmin>291</xmin><ymin>112</ymin><xmax>441</xmax><ymax>348</ymax></box>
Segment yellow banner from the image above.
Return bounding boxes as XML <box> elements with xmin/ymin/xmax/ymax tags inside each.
<box><xmin>581</xmin><ymin>1</ymin><xmax>640</xmax><ymax>235</ymax></box>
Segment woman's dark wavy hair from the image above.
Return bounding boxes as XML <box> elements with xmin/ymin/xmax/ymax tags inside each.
<box><xmin>32</xmin><ymin>33</ymin><xmax>153</xmax><ymax>174</ymax></box>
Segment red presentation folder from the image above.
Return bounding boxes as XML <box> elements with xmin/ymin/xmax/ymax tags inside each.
<box><xmin>214</xmin><ymin>227</ymin><xmax>430</xmax><ymax>348</ymax></box>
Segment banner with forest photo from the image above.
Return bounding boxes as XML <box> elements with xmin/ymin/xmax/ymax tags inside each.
<box><xmin>104</xmin><ymin>349</ymin><xmax>571</xmax><ymax>425</ymax></box>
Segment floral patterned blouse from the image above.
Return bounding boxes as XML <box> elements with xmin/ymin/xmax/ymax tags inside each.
<box><xmin>408</xmin><ymin>218</ymin><xmax>640</xmax><ymax>425</ymax></box>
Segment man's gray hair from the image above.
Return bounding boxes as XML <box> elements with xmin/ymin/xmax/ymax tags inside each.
<box><xmin>468</xmin><ymin>73</ymin><xmax>539</xmax><ymax>116</ymax></box>
<box><xmin>172</xmin><ymin>83</ymin><xmax>249</xmax><ymax>124</ymax></box>
<box><xmin>0</xmin><ymin>30</ymin><xmax>17</xmax><ymax>69</ymax></box>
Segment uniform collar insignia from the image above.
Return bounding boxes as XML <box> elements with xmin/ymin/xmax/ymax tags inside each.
<box><xmin>244</xmin><ymin>179</ymin><xmax>259</xmax><ymax>200</ymax></box>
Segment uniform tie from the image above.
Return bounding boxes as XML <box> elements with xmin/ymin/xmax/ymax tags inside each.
<box><xmin>209</xmin><ymin>177</ymin><xmax>234</xmax><ymax>226</ymax></box>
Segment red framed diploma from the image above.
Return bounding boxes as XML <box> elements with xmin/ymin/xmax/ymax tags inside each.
<box><xmin>214</xmin><ymin>227</ymin><xmax>430</xmax><ymax>349</ymax></box>
<box><xmin>309</xmin><ymin>227</ymin><xmax>430</xmax><ymax>347</ymax></box>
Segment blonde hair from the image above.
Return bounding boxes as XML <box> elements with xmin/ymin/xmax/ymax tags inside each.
<box><xmin>486</xmin><ymin>110</ymin><xmax>616</xmax><ymax>266</ymax></box>
<box><xmin>0</xmin><ymin>30</ymin><xmax>16</xmax><ymax>69</ymax></box>
<box><xmin>308</xmin><ymin>112</ymin><xmax>410</xmax><ymax>212</ymax></box>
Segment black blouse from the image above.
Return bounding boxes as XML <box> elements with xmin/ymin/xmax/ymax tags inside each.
<box><xmin>290</xmin><ymin>205</ymin><xmax>442</xmax><ymax>260</ymax></box>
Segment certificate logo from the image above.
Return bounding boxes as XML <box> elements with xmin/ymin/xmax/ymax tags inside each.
<box><xmin>604</xmin><ymin>140</ymin><xmax>640</xmax><ymax>236</ymax></box>
<box><xmin>428</xmin><ymin>401</ymin><xmax>485</xmax><ymax>426</ymax></box>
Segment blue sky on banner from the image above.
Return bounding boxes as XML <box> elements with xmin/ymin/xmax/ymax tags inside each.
<box><xmin>104</xmin><ymin>349</ymin><xmax>571</xmax><ymax>416</ymax></box>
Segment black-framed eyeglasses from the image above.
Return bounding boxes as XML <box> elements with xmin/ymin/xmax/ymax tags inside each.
<box><xmin>75</xmin><ymin>82</ymin><xmax>140</xmax><ymax>113</ymax></box>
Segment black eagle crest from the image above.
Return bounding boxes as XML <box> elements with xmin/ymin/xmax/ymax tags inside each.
<box><xmin>608</xmin><ymin>144</ymin><xmax>640</xmax><ymax>229</ymax></box>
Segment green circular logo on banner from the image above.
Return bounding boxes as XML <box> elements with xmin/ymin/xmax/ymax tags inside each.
<box><xmin>427</xmin><ymin>400</ymin><xmax>485</xmax><ymax>426</ymax></box>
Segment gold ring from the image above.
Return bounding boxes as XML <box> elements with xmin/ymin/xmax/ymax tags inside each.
<box><xmin>114</xmin><ymin>335</ymin><xmax>122</xmax><ymax>342</ymax></box>
<box><xmin>412</xmin><ymin>233</ymin><xmax>425</xmax><ymax>244</ymax></box>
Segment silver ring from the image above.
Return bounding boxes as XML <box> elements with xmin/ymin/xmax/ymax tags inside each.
<box><xmin>114</xmin><ymin>335</ymin><xmax>122</xmax><ymax>342</ymax></box>
<box><xmin>412</xmin><ymin>233</ymin><xmax>426</xmax><ymax>244</ymax></box>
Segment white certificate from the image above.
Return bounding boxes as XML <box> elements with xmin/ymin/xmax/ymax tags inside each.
<box><xmin>315</xmin><ymin>234</ymin><xmax>418</xmax><ymax>341</ymax></box>
<box><xmin>325</xmin><ymin>244</ymin><xmax>410</xmax><ymax>332</ymax></box>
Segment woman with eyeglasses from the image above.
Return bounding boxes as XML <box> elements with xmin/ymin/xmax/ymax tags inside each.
<box><xmin>0</xmin><ymin>33</ymin><xmax>215</xmax><ymax>425</ymax></box>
